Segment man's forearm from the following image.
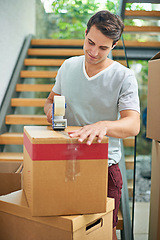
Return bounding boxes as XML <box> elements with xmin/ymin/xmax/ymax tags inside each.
<box><xmin>102</xmin><ymin>116</ymin><xmax>140</xmax><ymax>139</ymax></box>
<box><xmin>69</xmin><ymin>110</ymin><xmax>140</xmax><ymax>145</ymax></box>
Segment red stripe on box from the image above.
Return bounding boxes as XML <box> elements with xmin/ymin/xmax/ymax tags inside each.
<box><xmin>24</xmin><ymin>132</ymin><xmax>108</xmax><ymax>161</ymax></box>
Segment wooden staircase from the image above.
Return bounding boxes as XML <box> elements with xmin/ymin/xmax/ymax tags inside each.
<box><xmin>0</xmin><ymin>38</ymin><xmax>136</xmax><ymax>234</ymax></box>
<box><xmin>120</xmin><ymin>0</ymin><xmax>160</xmax><ymax>60</ymax></box>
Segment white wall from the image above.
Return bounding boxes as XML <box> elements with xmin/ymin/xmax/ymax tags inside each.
<box><xmin>0</xmin><ymin>0</ymin><xmax>36</xmax><ymax>106</ymax></box>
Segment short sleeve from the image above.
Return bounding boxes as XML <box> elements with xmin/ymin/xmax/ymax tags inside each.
<box><xmin>52</xmin><ymin>63</ymin><xmax>65</xmax><ymax>94</ymax></box>
<box><xmin>118</xmin><ymin>72</ymin><xmax>140</xmax><ymax>113</ymax></box>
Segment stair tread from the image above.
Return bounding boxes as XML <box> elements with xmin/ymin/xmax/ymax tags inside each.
<box><xmin>125</xmin><ymin>155</ymin><xmax>134</xmax><ymax>170</ymax></box>
<box><xmin>28</xmin><ymin>48</ymin><xmax>84</xmax><ymax>56</ymax></box>
<box><xmin>128</xmin><ymin>179</ymin><xmax>133</xmax><ymax>188</ymax></box>
<box><xmin>0</xmin><ymin>132</ymin><xmax>23</xmax><ymax>145</ymax></box>
<box><xmin>117</xmin><ymin>208</ymin><xmax>123</xmax><ymax>230</ymax></box>
<box><xmin>11</xmin><ymin>98</ymin><xmax>46</xmax><ymax>107</ymax></box>
<box><xmin>0</xmin><ymin>152</ymin><xmax>23</xmax><ymax>162</ymax></box>
<box><xmin>16</xmin><ymin>84</ymin><xmax>53</xmax><ymax>92</ymax></box>
<box><xmin>24</xmin><ymin>59</ymin><xmax>65</xmax><ymax>66</ymax></box>
<box><xmin>31</xmin><ymin>39</ymin><xmax>84</xmax><ymax>46</ymax></box>
<box><xmin>5</xmin><ymin>114</ymin><xmax>49</xmax><ymax>125</ymax></box>
<box><xmin>128</xmin><ymin>179</ymin><xmax>133</xmax><ymax>198</ymax></box>
<box><xmin>31</xmin><ymin>39</ymin><xmax>160</xmax><ymax>48</ymax></box>
<box><xmin>125</xmin><ymin>10</ymin><xmax>160</xmax><ymax>18</ymax></box>
<box><xmin>123</xmin><ymin>137</ymin><xmax>135</xmax><ymax>147</ymax></box>
<box><xmin>124</xmin><ymin>25</ymin><xmax>160</xmax><ymax>32</ymax></box>
<box><xmin>112</xmin><ymin>49</ymin><xmax>125</xmax><ymax>57</ymax></box>
<box><xmin>117</xmin><ymin>40</ymin><xmax>160</xmax><ymax>48</ymax></box>
<box><xmin>20</xmin><ymin>70</ymin><xmax>57</xmax><ymax>78</ymax></box>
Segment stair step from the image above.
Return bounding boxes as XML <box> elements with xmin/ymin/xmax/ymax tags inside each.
<box><xmin>117</xmin><ymin>209</ymin><xmax>123</xmax><ymax>230</ymax></box>
<box><xmin>28</xmin><ymin>48</ymin><xmax>84</xmax><ymax>56</ymax></box>
<box><xmin>24</xmin><ymin>59</ymin><xmax>65</xmax><ymax>66</ymax></box>
<box><xmin>125</xmin><ymin>10</ymin><xmax>160</xmax><ymax>19</ymax></box>
<box><xmin>0</xmin><ymin>152</ymin><xmax>23</xmax><ymax>162</ymax></box>
<box><xmin>128</xmin><ymin>179</ymin><xmax>133</xmax><ymax>198</ymax></box>
<box><xmin>117</xmin><ymin>40</ymin><xmax>160</xmax><ymax>48</ymax></box>
<box><xmin>124</xmin><ymin>25</ymin><xmax>160</xmax><ymax>33</ymax></box>
<box><xmin>11</xmin><ymin>98</ymin><xmax>46</xmax><ymax>107</ymax></box>
<box><xmin>112</xmin><ymin>49</ymin><xmax>125</xmax><ymax>57</ymax></box>
<box><xmin>0</xmin><ymin>133</ymin><xmax>23</xmax><ymax>145</ymax></box>
<box><xmin>16</xmin><ymin>84</ymin><xmax>53</xmax><ymax>92</ymax></box>
<box><xmin>123</xmin><ymin>137</ymin><xmax>135</xmax><ymax>147</ymax></box>
<box><xmin>31</xmin><ymin>39</ymin><xmax>84</xmax><ymax>46</ymax></box>
<box><xmin>24</xmin><ymin>58</ymin><xmax>128</xmax><ymax>67</ymax></box>
<box><xmin>116</xmin><ymin>60</ymin><xmax>127</xmax><ymax>67</ymax></box>
<box><xmin>125</xmin><ymin>155</ymin><xmax>134</xmax><ymax>170</ymax></box>
<box><xmin>5</xmin><ymin>115</ymin><xmax>49</xmax><ymax>125</ymax></box>
<box><xmin>20</xmin><ymin>70</ymin><xmax>57</xmax><ymax>78</ymax></box>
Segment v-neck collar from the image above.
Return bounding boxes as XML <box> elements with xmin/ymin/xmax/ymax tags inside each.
<box><xmin>83</xmin><ymin>58</ymin><xmax>116</xmax><ymax>81</ymax></box>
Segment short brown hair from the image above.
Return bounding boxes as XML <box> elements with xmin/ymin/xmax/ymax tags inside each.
<box><xmin>86</xmin><ymin>10</ymin><xmax>124</xmax><ymax>45</ymax></box>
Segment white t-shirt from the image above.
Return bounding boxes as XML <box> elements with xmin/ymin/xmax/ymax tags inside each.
<box><xmin>53</xmin><ymin>55</ymin><xmax>140</xmax><ymax>166</ymax></box>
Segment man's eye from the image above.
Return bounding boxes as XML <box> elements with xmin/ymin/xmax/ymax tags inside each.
<box><xmin>100</xmin><ymin>47</ymin><xmax>108</xmax><ymax>51</ymax></box>
<box><xmin>89</xmin><ymin>41</ymin><xmax>94</xmax><ymax>45</ymax></box>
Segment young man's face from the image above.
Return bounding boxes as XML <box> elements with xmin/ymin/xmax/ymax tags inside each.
<box><xmin>83</xmin><ymin>25</ymin><xmax>114</xmax><ymax>65</ymax></box>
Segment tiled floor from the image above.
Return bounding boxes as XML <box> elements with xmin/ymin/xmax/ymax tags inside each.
<box><xmin>134</xmin><ymin>202</ymin><xmax>150</xmax><ymax>239</ymax></box>
<box><xmin>117</xmin><ymin>201</ymin><xmax>150</xmax><ymax>240</ymax></box>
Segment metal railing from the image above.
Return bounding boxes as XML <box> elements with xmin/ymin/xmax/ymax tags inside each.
<box><xmin>0</xmin><ymin>34</ymin><xmax>33</xmax><ymax>152</ymax></box>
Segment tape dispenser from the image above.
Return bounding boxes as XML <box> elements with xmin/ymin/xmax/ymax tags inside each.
<box><xmin>52</xmin><ymin>96</ymin><xmax>67</xmax><ymax>130</ymax></box>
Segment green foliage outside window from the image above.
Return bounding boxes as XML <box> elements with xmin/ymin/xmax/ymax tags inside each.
<box><xmin>51</xmin><ymin>0</ymin><xmax>99</xmax><ymax>39</ymax></box>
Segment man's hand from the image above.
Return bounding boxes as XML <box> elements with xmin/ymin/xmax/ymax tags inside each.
<box><xmin>44</xmin><ymin>91</ymin><xmax>60</xmax><ymax>124</ymax></box>
<box><xmin>46</xmin><ymin>107</ymin><xmax>52</xmax><ymax>124</ymax></box>
<box><xmin>68</xmin><ymin>121</ymin><xmax>108</xmax><ymax>145</ymax></box>
<box><xmin>68</xmin><ymin>110</ymin><xmax>140</xmax><ymax>145</ymax></box>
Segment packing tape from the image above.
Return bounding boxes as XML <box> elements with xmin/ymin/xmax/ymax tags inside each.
<box><xmin>65</xmin><ymin>144</ymin><xmax>81</xmax><ymax>182</ymax></box>
<box><xmin>54</xmin><ymin>96</ymin><xmax>65</xmax><ymax>116</ymax></box>
<box><xmin>60</xmin><ymin>134</ymin><xmax>80</xmax><ymax>182</ymax></box>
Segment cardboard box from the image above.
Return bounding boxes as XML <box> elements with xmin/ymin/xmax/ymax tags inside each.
<box><xmin>149</xmin><ymin>140</ymin><xmax>160</xmax><ymax>240</ymax></box>
<box><xmin>0</xmin><ymin>190</ymin><xmax>114</xmax><ymax>240</ymax></box>
<box><xmin>147</xmin><ymin>51</ymin><xmax>160</xmax><ymax>141</ymax></box>
<box><xmin>0</xmin><ymin>162</ymin><xmax>21</xmax><ymax>196</ymax></box>
<box><xmin>23</xmin><ymin>126</ymin><xmax>109</xmax><ymax>216</ymax></box>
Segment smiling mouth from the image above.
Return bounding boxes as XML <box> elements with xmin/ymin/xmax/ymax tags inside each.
<box><xmin>87</xmin><ymin>52</ymin><xmax>98</xmax><ymax>60</ymax></box>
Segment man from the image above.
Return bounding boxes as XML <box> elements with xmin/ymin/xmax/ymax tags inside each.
<box><xmin>44</xmin><ymin>10</ymin><xmax>140</xmax><ymax>240</ymax></box>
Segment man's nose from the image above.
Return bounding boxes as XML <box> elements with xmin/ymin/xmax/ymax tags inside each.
<box><xmin>91</xmin><ymin>46</ymin><xmax>98</xmax><ymax>56</ymax></box>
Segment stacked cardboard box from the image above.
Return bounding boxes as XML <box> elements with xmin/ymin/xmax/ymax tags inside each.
<box><xmin>0</xmin><ymin>190</ymin><xmax>114</xmax><ymax>240</ymax></box>
<box><xmin>0</xmin><ymin>126</ymin><xmax>114</xmax><ymax>240</ymax></box>
<box><xmin>147</xmin><ymin>52</ymin><xmax>160</xmax><ymax>240</ymax></box>
<box><xmin>0</xmin><ymin>161</ymin><xmax>21</xmax><ymax>196</ymax></box>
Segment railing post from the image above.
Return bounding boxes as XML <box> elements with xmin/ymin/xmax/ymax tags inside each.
<box><xmin>119</xmin><ymin>0</ymin><xmax>127</xmax><ymax>20</ymax></box>
<box><xmin>119</xmin><ymin>139</ymin><xmax>132</xmax><ymax>240</ymax></box>
<box><xmin>0</xmin><ymin>34</ymin><xmax>33</xmax><ymax>152</ymax></box>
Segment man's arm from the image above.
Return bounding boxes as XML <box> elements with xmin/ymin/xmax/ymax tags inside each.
<box><xmin>44</xmin><ymin>91</ymin><xmax>60</xmax><ymax>123</ymax></box>
<box><xmin>69</xmin><ymin>110</ymin><xmax>140</xmax><ymax>145</ymax></box>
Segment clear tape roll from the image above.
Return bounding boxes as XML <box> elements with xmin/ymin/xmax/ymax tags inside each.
<box><xmin>54</xmin><ymin>96</ymin><xmax>65</xmax><ymax>116</ymax></box>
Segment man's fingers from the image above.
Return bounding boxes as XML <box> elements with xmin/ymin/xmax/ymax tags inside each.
<box><xmin>68</xmin><ymin>124</ymin><xmax>107</xmax><ymax>145</ymax></box>
<box><xmin>97</xmin><ymin>131</ymin><xmax>106</xmax><ymax>143</ymax></box>
<box><xmin>68</xmin><ymin>129</ymin><xmax>83</xmax><ymax>138</ymax></box>
<box><xmin>86</xmin><ymin>130</ymin><xmax>99</xmax><ymax>145</ymax></box>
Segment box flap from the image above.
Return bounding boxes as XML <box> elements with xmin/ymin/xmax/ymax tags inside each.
<box><xmin>0</xmin><ymin>190</ymin><xmax>114</xmax><ymax>232</ymax></box>
<box><xmin>0</xmin><ymin>162</ymin><xmax>21</xmax><ymax>173</ymax></box>
<box><xmin>150</xmin><ymin>51</ymin><xmax>160</xmax><ymax>61</ymax></box>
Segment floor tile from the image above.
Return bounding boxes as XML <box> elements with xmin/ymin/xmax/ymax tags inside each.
<box><xmin>134</xmin><ymin>202</ymin><xmax>150</xmax><ymax>234</ymax></box>
<box><xmin>134</xmin><ymin>234</ymin><xmax>148</xmax><ymax>240</ymax></box>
